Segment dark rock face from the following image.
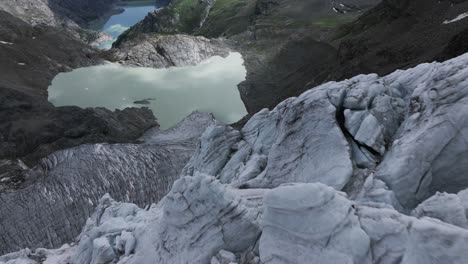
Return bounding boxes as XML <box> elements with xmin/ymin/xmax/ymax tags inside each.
<box><xmin>239</xmin><ymin>0</ymin><xmax>468</xmax><ymax>112</ymax></box>
<box><xmin>438</xmin><ymin>26</ymin><xmax>468</xmax><ymax>61</ymax></box>
<box><xmin>0</xmin><ymin>11</ymin><xmax>157</xmax><ymax>178</ymax></box>
<box><xmin>223</xmin><ymin>0</ymin><xmax>381</xmax><ymax>113</ymax></box>
<box><xmin>0</xmin><ymin>0</ymin><xmax>119</xmax><ymax>27</ymax></box>
<box><xmin>0</xmin><ymin>0</ymin><xmax>124</xmax><ymax>46</ymax></box>
<box><xmin>0</xmin><ymin>12</ymin><xmax>98</xmax><ymax>93</ymax></box>
<box><xmin>238</xmin><ymin>36</ymin><xmax>343</xmax><ymax>113</ymax></box>
<box><xmin>337</xmin><ymin>0</ymin><xmax>468</xmax><ymax>76</ymax></box>
<box><xmin>47</xmin><ymin>0</ymin><xmax>118</xmax><ymax>25</ymax></box>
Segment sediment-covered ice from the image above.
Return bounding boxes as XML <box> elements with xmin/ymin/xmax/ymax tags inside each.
<box><xmin>0</xmin><ymin>112</ymin><xmax>216</xmax><ymax>254</ymax></box>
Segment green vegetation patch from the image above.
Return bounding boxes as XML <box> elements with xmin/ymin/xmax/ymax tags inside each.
<box><xmin>310</xmin><ymin>16</ymin><xmax>356</xmax><ymax>28</ymax></box>
<box><xmin>120</xmin><ymin>0</ymin><xmax>157</xmax><ymax>7</ymax></box>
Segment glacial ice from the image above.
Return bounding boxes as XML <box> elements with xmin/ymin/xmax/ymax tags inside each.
<box><xmin>0</xmin><ymin>112</ymin><xmax>216</xmax><ymax>254</ymax></box>
<box><xmin>5</xmin><ymin>51</ymin><xmax>468</xmax><ymax>264</ymax></box>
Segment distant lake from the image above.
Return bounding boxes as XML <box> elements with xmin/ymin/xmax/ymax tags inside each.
<box><xmin>92</xmin><ymin>0</ymin><xmax>157</xmax><ymax>49</ymax></box>
<box><xmin>48</xmin><ymin>53</ymin><xmax>248</xmax><ymax>129</ymax></box>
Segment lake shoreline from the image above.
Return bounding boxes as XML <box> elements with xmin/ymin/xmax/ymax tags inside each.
<box><xmin>89</xmin><ymin>1</ymin><xmax>158</xmax><ymax>49</ymax></box>
<box><xmin>48</xmin><ymin>52</ymin><xmax>247</xmax><ymax>129</ymax></box>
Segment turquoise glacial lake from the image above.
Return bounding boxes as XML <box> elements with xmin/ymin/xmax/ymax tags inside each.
<box><xmin>48</xmin><ymin>53</ymin><xmax>248</xmax><ymax>129</ymax></box>
<box><xmin>92</xmin><ymin>0</ymin><xmax>158</xmax><ymax>49</ymax></box>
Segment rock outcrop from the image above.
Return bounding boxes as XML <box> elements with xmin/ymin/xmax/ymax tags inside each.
<box><xmin>0</xmin><ymin>0</ymin><xmax>118</xmax><ymax>43</ymax></box>
<box><xmin>0</xmin><ymin>112</ymin><xmax>216</xmax><ymax>254</ymax></box>
<box><xmin>0</xmin><ymin>0</ymin><xmax>59</xmax><ymax>27</ymax></box>
<box><xmin>109</xmin><ymin>34</ymin><xmax>229</xmax><ymax>68</ymax></box>
<box><xmin>0</xmin><ymin>0</ymin><xmax>118</xmax><ymax>27</ymax></box>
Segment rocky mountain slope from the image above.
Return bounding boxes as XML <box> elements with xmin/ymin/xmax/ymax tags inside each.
<box><xmin>0</xmin><ymin>0</ymin><xmax>121</xmax><ymax>43</ymax></box>
<box><xmin>108</xmin><ymin>33</ymin><xmax>229</xmax><ymax>68</ymax></box>
<box><xmin>3</xmin><ymin>47</ymin><xmax>468</xmax><ymax>264</ymax></box>
<box><xmin>0</xmin><ymin>0</ymin><xmax>118</xmax><ymax>27</ymax></box>
<box><xmin>0</xmin><ymin>11</ymin><xmax>157</xmax><ymax>189</ymax></box>
<box><xmin>112</xmin><ymin>0</ymin><xmax>382</xmax><ymax>113</ymax></box>
<box><xmin>114</xmin><ymin>0</ymin><xmax>378</xmax><ymax>40</ymax></box>
<box><xmin>337</xmin><ymin>0</ymin><xmax>468</xmax><ymax>76</ymax></box>
<box><xmin>113</xmin><ymin>0</ymin><xmax>468</xmax><ymax>116</ymax></box>
<box><xmin>234</xmin><ymin>0</ymin><xmax>468</xmax><ymax>113</ymax></box>
<box><xmin>47</xmin><ymin>0</ymin><xmax>119</xmax><ymax>26</ymax></box>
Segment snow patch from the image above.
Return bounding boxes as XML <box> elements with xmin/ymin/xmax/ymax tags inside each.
<box><xmin>443</xmin><ymin>12</ymin><xmax>468</xmax><ymax>24</ymax></box>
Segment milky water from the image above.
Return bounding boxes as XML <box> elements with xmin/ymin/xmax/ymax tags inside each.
<box><xmin>48</xmin><ymin>53</ymin><xmax>248</xmax><ymax>129</ymax></box>
<box><xmin>93</xmin><ymin>1</ymin><xmax>157</xmax><ymax>49</ymax></box>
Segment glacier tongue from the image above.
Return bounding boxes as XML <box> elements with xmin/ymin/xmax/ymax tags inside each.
<box><xmin>5</xmin><ymin>52</ymin><xmax>468</xmax><ymax>263</ymax></box>
<box><xmin>8</xmin><ymin>177</ymin><xmax>468</xmax><ymax>264</ymax></box>
<box><xmin>0</xmin><ymin>112</ymin><xmax>216</xmax><ymax>255</ymax></box>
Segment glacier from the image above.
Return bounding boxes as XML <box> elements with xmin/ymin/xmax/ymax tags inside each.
<box><xmin>0</xmin><ymin>112</ymin><xmax>216</xmax><ymax>254</ymax></box>
<box><xmin>3</xmin><ymin>51</ymin><xmax>468</xmax><ymax>263</ymax></box>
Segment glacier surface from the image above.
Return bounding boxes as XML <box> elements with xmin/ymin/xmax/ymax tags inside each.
<box><xmin>4</xmin><ymin>52</ymin><xmax>468</xmax><ymax>263</ymax></box>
